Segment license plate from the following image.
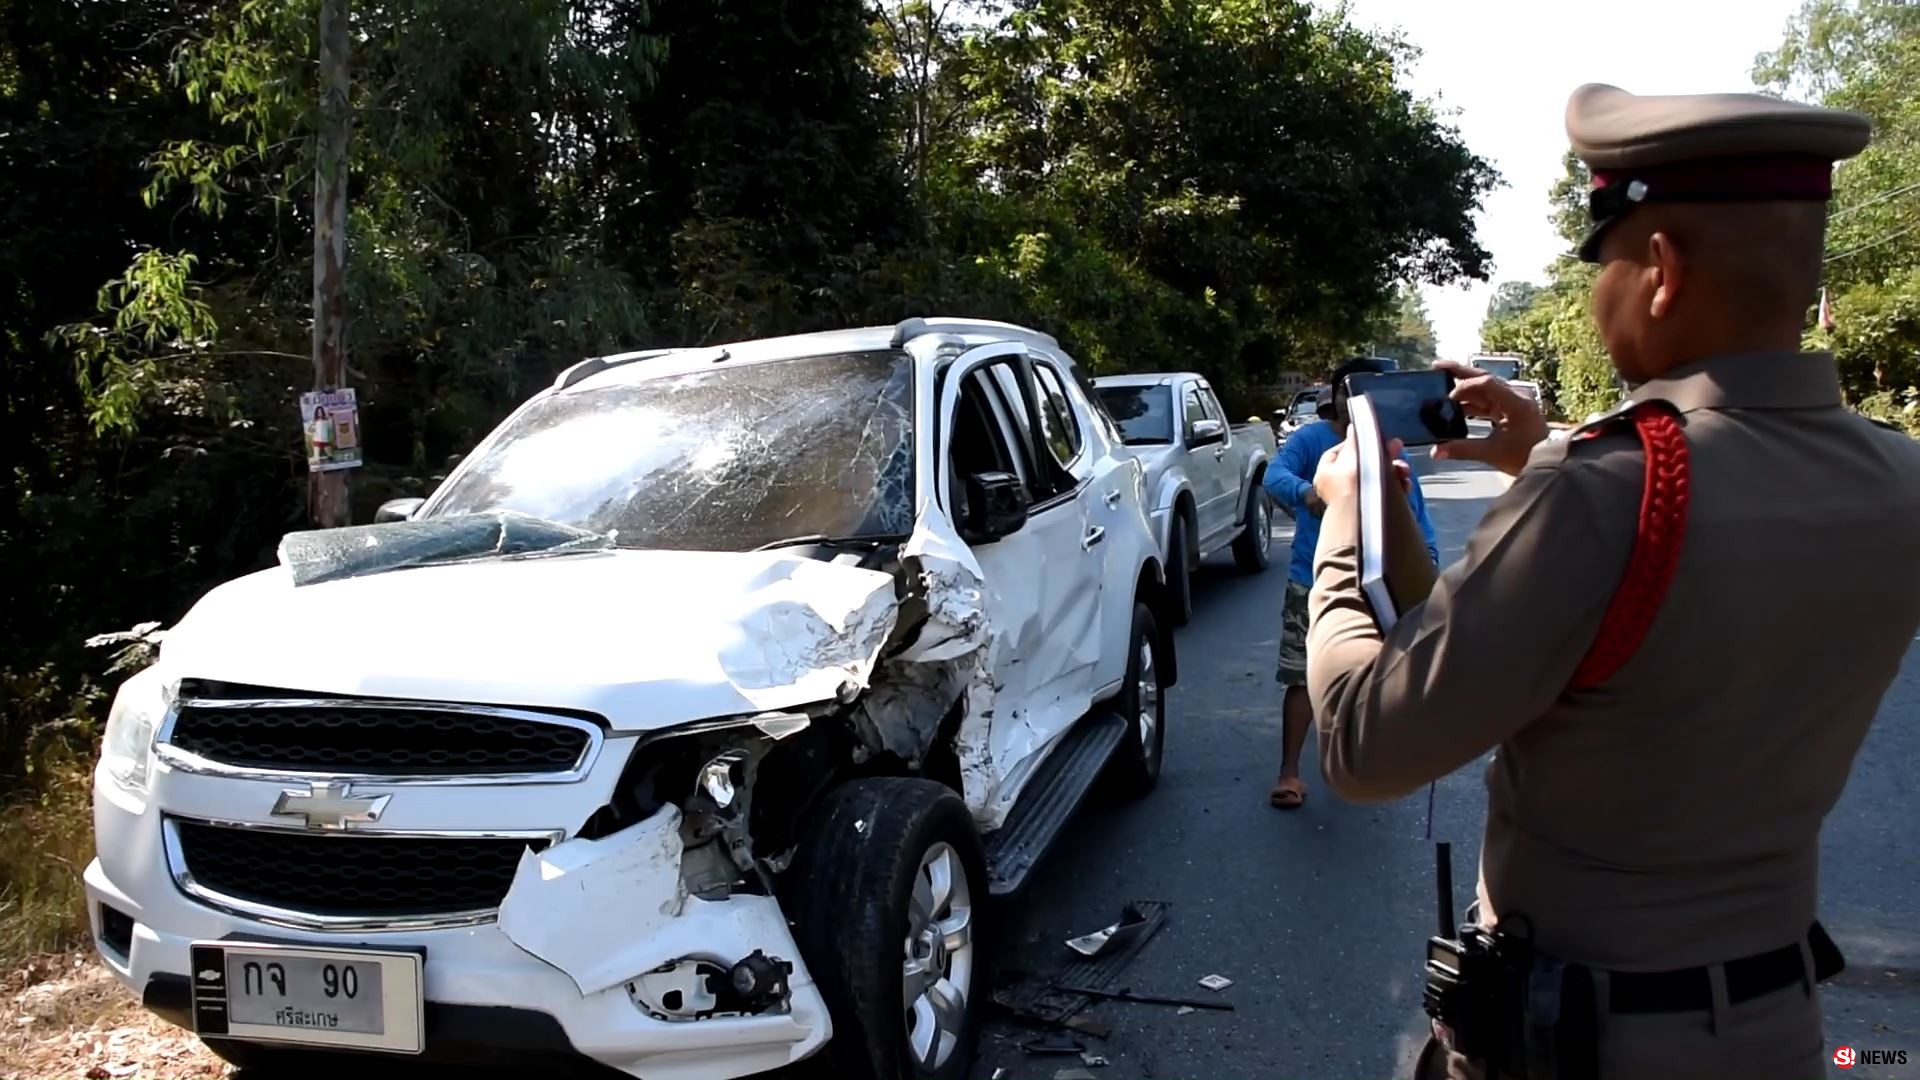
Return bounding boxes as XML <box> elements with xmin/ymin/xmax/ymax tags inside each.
<box><xmin>189</xmin><ymin>942</ymin><xmax>424</xmax><ymax>1054</ymax></box>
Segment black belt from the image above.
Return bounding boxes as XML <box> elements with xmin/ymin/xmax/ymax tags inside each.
<box><xmin>1605</xmin><ymin>923</ymin><xmax>1844</xmax><ymax>1015</ymax></box>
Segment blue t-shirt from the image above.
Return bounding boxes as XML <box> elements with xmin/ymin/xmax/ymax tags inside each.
<box><xmin>1262</xmin><ymin>419</ymin><xmax>1440</xmax><ymax>586</ymax></box>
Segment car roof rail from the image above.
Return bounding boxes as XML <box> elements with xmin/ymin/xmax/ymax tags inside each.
<box><xmin>890</xmin><ymin>317</ymin><xmax>932</xmax><ymax>348</ymax></box>
<box><xmin>551</xmin><ymin>346</ymin><xmax>730</xmax><ymax>391</ymax></box>
<box><xmin>552</xmin><ymin>350</ymin><xmax>670</xmax><ymax>391</ymax></box>
<box><xmin>892</xmin><ymin>315</ymin><xmax>1062</xmax><ymax>352</ymax></box>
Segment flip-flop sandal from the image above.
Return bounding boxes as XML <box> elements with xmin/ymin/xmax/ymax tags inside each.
<box><xmin>1269</xmin><ymin>778</ymin><xmax>1306</xmax><ymax>809</ymax></box>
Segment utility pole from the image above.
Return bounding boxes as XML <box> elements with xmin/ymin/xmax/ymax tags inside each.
<box><xmin>309</xmin><ymin>0</ymin><xmax>352</xmax><ymax>527</ymax></box>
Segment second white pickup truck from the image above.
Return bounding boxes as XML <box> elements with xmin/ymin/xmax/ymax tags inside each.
<box><xmin>1092</xmin><ymin>373</ymin><xmax>1275</xmax><ymax>624</ymax></box>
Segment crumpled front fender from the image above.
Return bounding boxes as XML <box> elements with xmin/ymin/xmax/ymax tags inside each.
<box><xmin>495</xmin><ymin>807</ymin><xmax>813</xmax><ymax>1000</ymax></box>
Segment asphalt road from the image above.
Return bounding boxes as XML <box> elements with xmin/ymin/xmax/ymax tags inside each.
<box><xmin>972</xmin><ymin>450</ymin><xmax>1920</xmax><ymax>1080</ymax></box>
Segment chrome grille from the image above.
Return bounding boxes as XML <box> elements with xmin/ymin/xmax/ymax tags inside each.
<box><xmin>166</xmin><ymin>699</ymin><xmax>596</xmax><ymax>777</ymax></box>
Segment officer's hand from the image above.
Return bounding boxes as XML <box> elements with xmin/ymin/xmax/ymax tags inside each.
<box><xmin>1430</xmin><ymin>360</ymin><xmax>1549</xmax><ymax>476</ymax></box>
<box><xmin>1314</xmin><ymin>429</ymin><xmax>1411</xmax><ymax>504</ymax></box>
<box><xmin>1302</xmin><ymin>488</ymin><xmax>1328</xmax><ymax>517</ymax></box>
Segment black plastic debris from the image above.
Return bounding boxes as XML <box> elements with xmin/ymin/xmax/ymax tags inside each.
<box><xmin>993</xmin><ymin>900</ymin><xmax>1171</xmax><ymax>1028</ymax></box>
<box><xmin>1064</xmin><ymin>903</ymin><xmax>1155</xmax><ymax>959</ymax></box>
<box><xmin>1020</xmin><ymin>1034</ymin><xmax>1086</xmax><ymax>1056</ymax></box>
<box><xmin>1057</xmin><ymin>984</ymin><xmax>1234</xmax><ymax>1012</ymax></box>
<box><xmin>1061</xmin><ymin>1013</ymin><xmax>1111</xmax><ymax>1039</ymax></box>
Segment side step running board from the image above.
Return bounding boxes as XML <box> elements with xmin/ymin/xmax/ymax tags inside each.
<box><xmin>984</xmin><ymin>712</ymin><xmax>1129</xmax><ymax>896</ymax></box>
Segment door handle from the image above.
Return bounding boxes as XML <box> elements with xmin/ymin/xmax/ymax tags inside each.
<box><xmin>1104</xmin><ymin>489</ymin><xmax>1123</xmax><ymax>508</ymax></box>
<box><xmin>1081</xmin><ymin>526</ymin><xmax>1106</xmax><ymax>550</ymax></box>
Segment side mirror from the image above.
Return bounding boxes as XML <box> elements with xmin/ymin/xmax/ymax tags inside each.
<box><xmin>1189</xmin><ymin>418</ymin><xmax>1226</xmax><ymax>446</ymax></box>
<box><xmin>959</xmin><ymin>472</ymin><xmax>1029</xmax><ymax>544</ymax></box>
<box><xmin>374</xmin><ymin>497</ymin><xmax>424</xmax><ymax>524</ymax></box>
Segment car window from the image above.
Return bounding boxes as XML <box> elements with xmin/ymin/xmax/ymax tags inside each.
<box><xmin>1094</xmin><ymin>384</ymin><xmax>1174</xmax><ymax>445</ymax></box>
<box><xmin>1032</xmin><ymin>362</ymin><xmax>1082</xmax><ymax>466</ymax></box>
<box><xmin>1477</xmin><ymin>358</ymin><xmax>1522</xmax><ymax>381</ymax></box>
<box><xmin>1067</xmin><ymin>363</ymin><xmax>1124</xmax><ymax>446</ymax></box>
<box><xmin>987</xmin><ymin>366</ymin><xmax>1035</xmax><ymax>462</ymax></box>
<box><xmin>948</xmin><ymin>371</ymin><xmax>1023</xmax><ymax>519</ymax></box>
<box><xmin>1198</xmin><ymin>386</ymin><xmax>1225</xmax><ymax>424</ymax></box>
<box><xmin>1182</xmin><ymin>388</ymin><xmax>1206</xmax><ymax>440</ymax></box>
<box><xmin>982</xmin><ymin>360</ymin><xmax>1075</xmax><ymax>500</ymax></box>
<box><xmin>973</xmin><ymin>366</ymin><xmax>1033</xmax><ymax>490</ymax></box>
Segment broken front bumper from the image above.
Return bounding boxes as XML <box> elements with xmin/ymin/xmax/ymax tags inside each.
<box><xmin>86</xmin><ymin>782</ymin><xmax>830</xmax><ymax>1080</ymax></box>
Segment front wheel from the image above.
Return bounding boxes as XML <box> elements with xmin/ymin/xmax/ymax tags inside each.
<box><xmin>790</xmin><ymin>778</ymin><xmax>988</xmax><ymax>1080</ymax></box>
<box><xmin>1106</xmin><ymin>602</ymin><xmax>1166</xmax><ymax>798</ymax></box>
<box><xmin>1232</xmin><ymin>488</ymin><xmax>1273</xmax><ymax>573</ymax></box>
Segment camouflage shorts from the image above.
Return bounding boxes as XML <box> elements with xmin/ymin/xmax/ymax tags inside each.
<box><xmin>1275</xmin><ymin>579</ymin><xmax>1311</xmax><ymax>686</ymax></box>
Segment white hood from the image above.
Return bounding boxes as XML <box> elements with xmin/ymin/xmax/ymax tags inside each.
<box><xmin>157</xmin><ymin>548</ymin><xmax>900</xmax><ymax>732</ymax></box>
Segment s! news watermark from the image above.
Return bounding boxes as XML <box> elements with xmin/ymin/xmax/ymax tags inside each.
<box><xmin>1835</xmin><ymin>1046</ymin><xmax>1909</xmax><ymax>1069</ymax></box>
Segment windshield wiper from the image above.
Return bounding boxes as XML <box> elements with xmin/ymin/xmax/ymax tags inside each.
<box><xmin>750</xmin><ymin>533</ymin><xmax>907</xmax><ymax>552</ymax></box>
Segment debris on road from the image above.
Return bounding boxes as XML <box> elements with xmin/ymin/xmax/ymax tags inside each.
<box><xmin>1054</xmin><ymin>1069</ymin><xmax>1099</xmax><ymax>1080</ymax></box>
<box><xmin>1059</xmin><ymin>984</ymin><xmax>1235</xmax><ymax>1012</ymax></box>
<box><xmin>1198</xmin><ymin>973</ymin><xmax>1234</xmax><ymax>992</ymax></box>
<box><xmin>1062</xmin><ymin>1013</ymin><xmax>1111</xmax><ymax>1039</ymax></box>
<box><xmin>1081</xmin><ymin>1050</ymin><xmax>1111</xmax><ymax>1067</ymax></box>
<box><xmin>992</xmin><ymin>1069</ymin><xmax>1008</xmax><ymax>1080</ymax></box>
<box><xmin>1065</xmin><ymin>903</ymin><xmax>1154</xmax><ymax>959</ymax></box>
<box><xmin>1176</xmin><ymin>1005</ymin><xmax>1196</xmax><ymax>1016</ymax></box>
<box><xmin>1021</xmin><ymin>1033</ymin><xmax>1086</xmax><ymax>1056</ymax></box>
<box><xmin>993</xmin><ymin>899</ymin><xmax>1171</xmax><ymax>1028</ymax></box>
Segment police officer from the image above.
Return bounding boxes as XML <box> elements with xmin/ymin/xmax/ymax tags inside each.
<box><xmin>1305</xmin><ymin>84</ymin><xmax>1920</xmax><ymax>1078</ymax></box>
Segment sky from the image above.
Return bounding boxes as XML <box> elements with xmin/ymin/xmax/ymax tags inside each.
<box><xmin>1334</xmin><ymin>0</ymin><xmax>1808</xmax><ymax>358</ymax></box>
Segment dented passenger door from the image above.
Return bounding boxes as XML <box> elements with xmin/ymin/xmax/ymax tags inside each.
<box><xmin>936</xmin><ymin>344</ymin><xmax>1104</xmax><ymax>823</ymax></box>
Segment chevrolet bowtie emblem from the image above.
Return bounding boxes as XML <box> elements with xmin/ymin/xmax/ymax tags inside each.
<box><xmin>271</xmin><ymin>780</ymin><xmax>390</xmax><ymax>831</ymax></box>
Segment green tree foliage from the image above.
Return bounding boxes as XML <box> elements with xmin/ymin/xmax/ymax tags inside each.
<box><xmin>1369</xmin><ymin>286</ymin><xmax>1441</xmax><ymax>369</ymax></box>
<box><xmin>1485</xmin><ymin>281</ymin><xmax>1542</xmax><ymax>323</ymax></box>
<box><xmin>1758</xmin><ymin>0</ymin><xmax>1920</xmax><ymax>423</ymax></box>
<box><xmin>914</xmin><ymin>0</ymin><xmax>1495</xmax><ymax>399</ymax></box>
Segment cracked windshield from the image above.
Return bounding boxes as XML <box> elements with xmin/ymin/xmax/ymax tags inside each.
<box><xmin>428</xmin><ymin>351</ymin><xmax>915</xmax><ymax>551</ymax></box>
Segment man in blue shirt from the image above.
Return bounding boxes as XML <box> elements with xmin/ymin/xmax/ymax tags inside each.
<box><xmin>1262</xmin><ymin>357</ymin><xmax>1439</xmax><ymax>809</ymax></box>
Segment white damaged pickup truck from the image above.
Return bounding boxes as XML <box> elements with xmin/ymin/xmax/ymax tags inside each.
<box><xmin>85</xmin><ymin>318</ymin><xmax>1178</xmax><ymax>1080</ymax></box>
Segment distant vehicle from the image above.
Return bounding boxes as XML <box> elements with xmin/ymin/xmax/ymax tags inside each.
<box><xmin>1277</xmin><ymin>392</ymin><xmax>1325</xmax><ymax>440</ymax></box>
<box><xmin>1468</xmin><ymin>353</ymin><xmax>1541</xmax><ymax>407</ymax></box>
<box><xmin>1093</xmin><ymin>372</ymin><xmax>1277</xmax><ymax>625</ymax></box>
<box><xmin>1285</xmin><ymin>384</ymin><xmax>1326</xmax><ymax>416</ymax></box>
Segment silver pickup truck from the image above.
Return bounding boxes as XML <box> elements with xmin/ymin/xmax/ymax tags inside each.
<box><xmin>1092</xmin><ymin>373</ymin><xmax>1276</xmax><ymax>624</ymax></box>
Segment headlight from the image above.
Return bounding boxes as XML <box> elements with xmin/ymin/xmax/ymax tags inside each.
<box><xmin>698</xmin><ymin>749</ymin><xmax>749</xmax><ymax>811</ymax></box>
<box><xmin>102</xmin><ymin>666</ymin><xmax>169</xmax><ymax>794</ymax></box>
<box><xmin>582</xmin><ymin>711</ymin><xmax>812</xmax><ymax>841</ymax></box>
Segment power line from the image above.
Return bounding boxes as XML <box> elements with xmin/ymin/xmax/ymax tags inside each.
<box><xmin>1826</xmin><ymin>218</ymin><xmax>1920</xmax><ymax>263</ymax></box>
<box><xmin>1831</xmin><ymin>180</ymin><xmax>1920</xmax><ymax>221</ymax></box>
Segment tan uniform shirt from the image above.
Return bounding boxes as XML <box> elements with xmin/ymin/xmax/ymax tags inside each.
<box><xmin>1307</xmin><ymin>350</ymin><xmax>1920</xmax><ymax>972</ymax></box>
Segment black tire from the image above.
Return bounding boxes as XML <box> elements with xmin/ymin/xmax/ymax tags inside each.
<box><xmin>1166</xmin><ymin>515</ymin><xmax>1194</xmax><ymax>626</ymax></box>
<box><xmin>789</xmin><ymin>778</ymin><xmax>989</xmax><ymax>1080</ymax></box>
<box><xmin>1106</xmin><ymin>603</ymin><xmax>1167</xmax><ymax>798</ymax></box>
<box><xmin>1232</xmin><ymin>487</ymin><xmax>1273</xmax><ymax>574</ymax></box>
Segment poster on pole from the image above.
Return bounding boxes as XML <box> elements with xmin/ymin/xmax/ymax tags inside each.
<box><xmin>301</xmin><ymin>388</ymin><xmax>363</xmax><ymax>472</ymax></box>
